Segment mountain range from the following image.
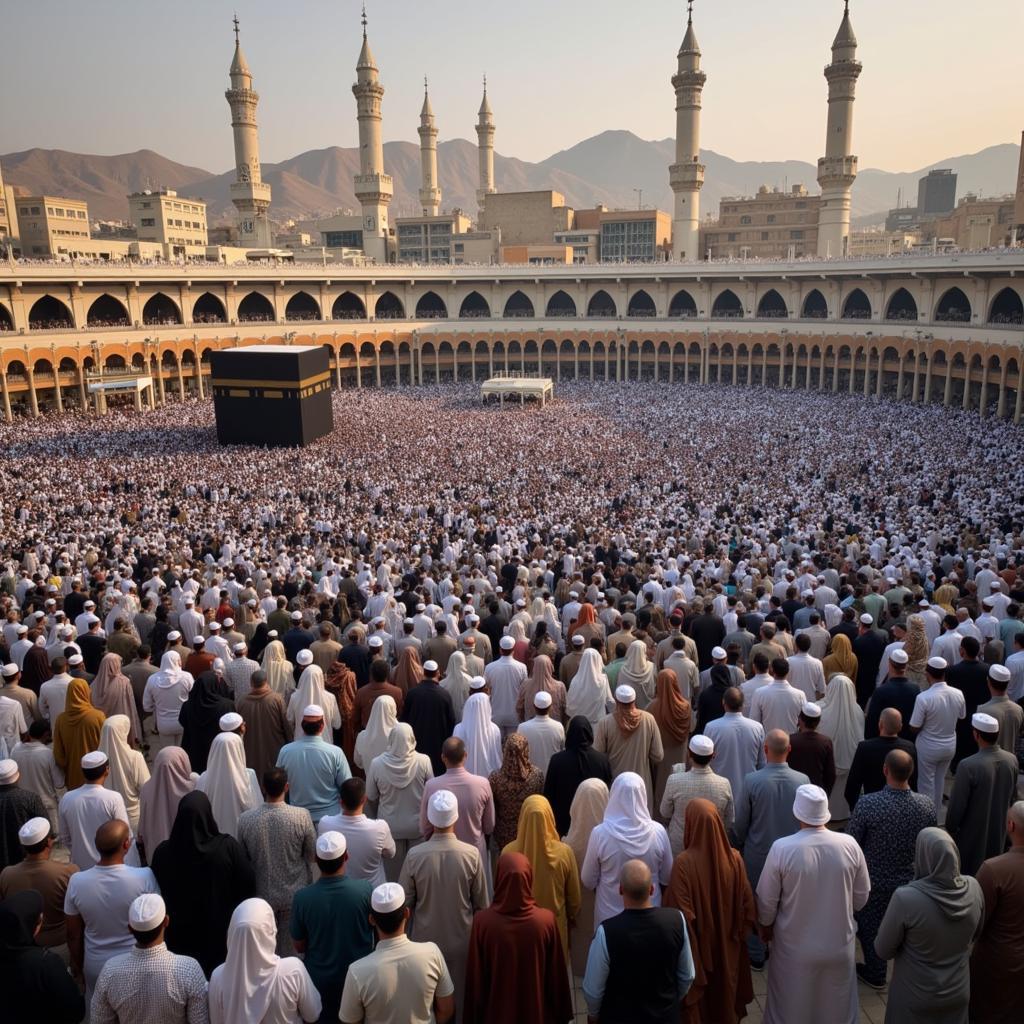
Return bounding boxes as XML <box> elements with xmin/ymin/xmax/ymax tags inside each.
<box><xmin>1</xmin><ymin>132</ymin><xmax>1019</xmax><ymax>228</ymax></box>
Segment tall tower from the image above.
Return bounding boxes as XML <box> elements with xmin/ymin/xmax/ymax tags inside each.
<box><xmin>475</xmin><ymin>77</ymin><xmax>496</xmax><ymax>212</ymax></box>
<box><xmin>669</xmin><ymin>1</ymin><xmax>706</xmax><ymax>262</ymax></box>
<box><xmin>352</xmin><ymin>6</ymin><xmax>393</xmax><ymax>264</ymax></box>
<box><xmin>418</xmin><ymin>78</ymin><xmax>441</xmax><ymax>217</ymax></box>
<box><xmin>225</xmin><ymin>17</ymin><xmax>272</xmax><ymax>247</ymax></box>
<box><xmin>816</xmin><ymin>1</ymin><xmax>862</xmax><ymax>257</ymax></box>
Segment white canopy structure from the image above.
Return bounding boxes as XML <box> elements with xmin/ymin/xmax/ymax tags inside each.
<box><xmin>480</xmin><ymin>373</ymin><xmax>554</xmax><ymax>407</ymax></box>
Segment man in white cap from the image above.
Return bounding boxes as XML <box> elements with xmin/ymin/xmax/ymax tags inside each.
<box><xmin>748</xmin><ymin>657</ymin><xmax>805</xmax><ymax>737</ymax></box>
<box><xmin>203</xmin><ymin>620</ymin><xmax>233</xmax><ymax>666</ymax></box>
<box><xmin>660</xmin><ymin>734</ymin><xmax>734</xmax><ymax>856</ymax></box>
<box><xmin>177</xmin><ymin>598</ymin><xmax>204</xmax><ymax>648</ymax></box>
<box><xmin>1</xmin><ymin>663</ymin><xmax>39</xmax><ymax>727</ymax></box>
<box><xmin>786</xmin><ymin>703</ymin><xmax>836</xmax><ymax>795</ymax></box>
<box><xmin>340</xmin><ymin>881</ymin><xmax>455</xmax><ymax>1024</ymax></box>
<box><xmin>484</xmin><ymin>635</ymin><xmax>528</xmax><ymax>740</ymax></box>
<box><xmin>703</xmin><ymin>686</ymin><xmax>765</xmax><ymax>809</ymax></box>
<box><xmin>39</xmin><ymin>653</ymin><xmax>75</xmax><ymax>726</ymax></box>
<box><xmin>0</xmin><ymin>757</ymin><xmax>47</xmax><ymax>870</ymax></box>
<box><xmin>91</xmin><ymin>892</ymin><xmax>208</xmax><ymax>1024</ymax></box>
<box><xmin>976</xmin><ymin>663</ymin><xmax>1024</xmax><ymax>755</ymax></box>
<box><xmin>237</xmin><ymin>766</ymin><xmax>316</xmax><ymax>955</ymax></box>
<box><xmin>64</xmin><ymin>819</ymin><xmax>159</xmax><ymax>1007</ymax></box>
<box><xmin>275</xmin><ymin>705</ymin><xmax>352</xmax><ymax>826</ymax></box>
<box><xmin>400</xmin><ymin>789</ymin><xmax>485</xmax><ymax>1024</ymax></box>
<box><xmin>946</xmin><ymin>712</ymin><xmax>1019</xmax><ymax>875</ymax></box>
<box><xmin>57</xmin><ymin>752</ymin><xmax>131</xmax><ymax>871</ymax></box>
<box><xmin>909</xmin><ymin>657</ymin><xmax>966</xmax><ymax>811</ymax></box>
<box><xmin>291</xmin><ymin>830</ymin><xmax>374</xmax><ymax>1024</ymax></box>
<box><xmin>0</xmin><ymin>816</ymin><xmax>78</xmax><ymax>957</ymax></box>
<box><xmin>864</xmin><ymin>648</ymin><xmax>917</xmax><ymax>740</ymax></box>
<box><xmin>224</xmin><ymin>640</ymin><xmax>259</xmax><ymax>701</ymax></box>
<box><xmin>756</xmin><ymin>784</ymin><xmax>869</xmax><ymax>1024</ymax></box>
<box><xmin>558</xmin><ymin>634</ymin><xmax>587</xmax><ymax>688</ymax></box>
<box><xmin>594</xmin><ymin>685</ymin><xmax>664</xmax><ymax>813</ymax></box>
<box><xmin>318</xmin><ymin>777</ymin><xmax>395</xmax><ymax>888</ymax></box>
<box><xmin>516</xmin><ymin>691</ymin><xmax>565</xmax><ymax>774</ymax></box>
<box><xmin>785</xmin><ymin>633</ymin><xmax>826</xmax><ymax>703</ymax></box>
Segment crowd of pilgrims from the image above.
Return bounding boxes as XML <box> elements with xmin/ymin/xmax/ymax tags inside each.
<box><xmin>0</xmin><ymin>380</ymin><xmax>1022</xmax><ymax>1024</ymax></box>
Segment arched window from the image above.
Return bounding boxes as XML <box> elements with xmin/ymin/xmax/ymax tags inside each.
<box><xmin>987</xmin><ymin>288</ymin><xmax>1023</xmax><ymax>325</ymax></box>
<box><xmin>801</xmin><ymin>289</ymin><xmax>827</xmax><ymax>319</ymax></box>
<box><xmin>28</xmin><ymin>296</ymin><xmax>74</xmax><ymax>330</ymax></box>
<box><xmin>237</xmin><ymin>292</ymin><xmax>276</xmax><ymax>322</ymax></box>
<box><xmin>885</xmin><ymin>288</ymin><xmax>918</xmax><ymax>322</ymax></box>
<box><xmin>142</xmin><ymin>293</ymin><xmax>182</xmax><ymax>325</ymax></box>
<box><xmin>504</xmin><ymin>291</ymin><xmax>534</xmax><ymax>318</ymax></box>
<box><xmin>668</xmin><ymin>290</ymin><xmax>697</xmax><ymax>318</ymax></box>
<box><xmin>711</xmin><ymin>289</ymin><xmax>742</xmax><ymax>318</ymax></box>
<box><xmin>756</xmin><ymin>289</ymin><xmax>788</xmax><ymax>319</ymax></box>
<box><xmin>86</xmin><ymin>294</ymin><xmax>130</xmax><ymax>327</ymax></box>
<box><xmin>415</xmin><ymin>292</ymin><xmax>447</xmax><ymax>319</ymax></box>
<box><xmin>841</xmin><ymin>289</ymin><xmax>871</xmax><ymax>320</ymax></box>
<box><xmin>459</xmin><ymin>292</ymin><xmax>490</xmax><ymax>318</ymax></box>
<box><xmin>375</xmin><ymin>292</ymin><xmax>405</xmax><ymax>319</ymax></box>
<box><xmin>285</xmin><ymin>291</ymin><xmax>320</xmax><ymax>321</ymax></box>
<box><xmin>545</xmin><ymin>290</ymin><xmax>576</xmax><ymax>318</ymax></box>
<box><xmin>332</xmin><ymin>292</ymin><xmax>366</xmax><ymax>319</ymax></box>
<box><xmin>587</xmin><ymin>290</ymin><xmax>616</xmax><ymax>317</ymax></box>
<box><xmin>192</xmin><ymin>292</ymin><xmax>226</xmax><ymax>323</ymax></box>
<box><xmin>627</xmin><ymin>290</ymin><xmax>656</xmax><ymax>318</ymax></box>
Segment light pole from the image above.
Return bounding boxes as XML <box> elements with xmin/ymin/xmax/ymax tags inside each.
<box><xmin>633</xmin><ymin>189</ymin><xmax>644</xmax><ymax>210</ymax></box>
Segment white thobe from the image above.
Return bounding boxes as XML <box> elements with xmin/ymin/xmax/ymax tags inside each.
<box><xmin>756</xmin><ymin>828</ymin><xmax>869</xmax><ymax>1024</ymax></box>
<box><xmin>483</xmin><ymin>656</ymin><xmax>527</xmax><ymax>730</ymax></box>
<box><xmin>930</xmin><ymin>631</ymin><xmax>964</xmax><ymax>667</ymax></box>
<box><xmin>909</xmin><ymin>682</ymin><xmax>965</xmax><ymax>809</ymax></box>
<box><xmin>59</xmin><ymin>783</ymin><xmax>131</xmax><ymax>869</ymax></box>
<box><xmin>703</xmin><ymin>712</ymin><xmax>765</xmax><ymax>807</ymax></box>
<box><xmin>749</xmin><ymin>681</ymin><xmax>805</xmax><ymax>735</ymax></box>
<box><xmin>178</xmin><ymin>608</ymin><xmax>205</xmax><ymax>646</ymax></box>
<box><xmin>786</xmin><ymin>653</ymin><xmax>826</xmax><ymax>702</ymax></box>
<box><xmin>516</xmin><ymin>716</ymin><xmax>565</xmax><ymax>774</ymax></box>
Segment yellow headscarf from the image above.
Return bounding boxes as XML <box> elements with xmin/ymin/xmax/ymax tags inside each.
<box><xmin>823</xmin><ymin>633</ymin><xmax>858</xmax><ymax>681</ymax></box>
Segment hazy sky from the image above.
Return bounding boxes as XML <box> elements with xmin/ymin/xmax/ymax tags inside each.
<box><xmin>3</xmin><ymin>0</ymin><xmax>1020</xmax><ymax>173</ymax></box>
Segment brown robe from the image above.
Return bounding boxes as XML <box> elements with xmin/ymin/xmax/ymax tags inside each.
<box><xmin>236</xmin><ymin>688</ymin><xmax>290</xmax><ymax>784</ymax></box>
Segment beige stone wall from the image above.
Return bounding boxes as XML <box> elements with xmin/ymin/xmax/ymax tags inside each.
<box><xmin>16</xmin><ymin>196</ymin><xmax>90</xmax><ymax>256</ymax></box>
<box><xmin>479</xmin><ymin>191</ymin><xmax>572</xmax><ymax>245</ymax></box>
<box><xmin>703</xmin><ymin>188</ymin><xmax>821</xmax><ymax>259</ymax></box>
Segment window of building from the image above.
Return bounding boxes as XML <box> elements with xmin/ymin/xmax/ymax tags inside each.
<box><xmin>141</xmin><ymin>202</ymin><xmax>151</xmax><ymax>209</ymax></box>
<box><xmin>728</xmin><ymin>233</ymin><xmax>737</xmax><ymax>242</ymax></box>
<box><xmin>324</xmin><ymin>230</ymin><xmax>363</xmax><ymax>248</ymax></box>
<box><xmin>49</xmin><ymin>208</ymin><xmax>57</xmax><ymax>216</ymax></box>
<box><xmin>796</xmin><ymin>202</ymin><xmax>807</xmax><ymax>209</ymax></box>
<box><xmin>141</xmin><ymin>218</ymin><xmax>155</xmax><ymax>227</ymax></box>
<box><xmin>761</xmin><ymin>232</ymin><xmax>770</xmax><ymax>240</ymax></box>
<box><xmin>31</xmin><ymin>207</ymin><xmax>40</xmax><ymax>215</ymax></box>
<box><xmin>767</xmin><ymin>215</ymin><xmax>776</xmax><ymax>223</ymax></box>
<box><xmin>78</xmin><ymin>210</ymin><xmax>86</xmax><ymax>218</ymax></box>
<box><xmin>790</xmin><ymin>230</ymin><xmax>804</xmax><ymax>239</ymax></box>
<box><xmin>740</xmin><ymin>216</ymin><xmax>752</xmax><ymax>225</ymax></box>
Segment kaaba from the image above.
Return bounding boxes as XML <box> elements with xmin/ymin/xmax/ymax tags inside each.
<box><xmin>209</xmin><ymin>345</ymin><xmax>333</xmax><ymax>447</ymax></box>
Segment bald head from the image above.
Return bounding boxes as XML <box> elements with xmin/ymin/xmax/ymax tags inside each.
<box><xmin>1009</xmin><ymin>801</ymin><xmax>1024</xmax><ymax>835</ymax></box>
<box><xmin>96</xmin><ymin>819</ymin><xmax>130</xmax><ymax>858</ymax></box>
<box><xmin>765</xmin><ymin>729</ymin><xmax>790</xmax><ymax>761</ymax></box>
<box><xmin>884</xmin><ymin>749</ymin><xmax>914</xmax><ymax>785</ymax></box>
<box><xmin>878</xmin><ymin>707</ymin><xmax>902</xmax><ymax>737</ymax></box>
<box><xmin>619</xmin><ymin>859</ymin><xmax>653</xmax><ymax>905</ymax></box>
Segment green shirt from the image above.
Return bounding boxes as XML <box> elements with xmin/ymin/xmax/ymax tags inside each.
<box><xmin>606</xmin><ymin>658</ymin><xmax>626</xmax><ymax>687</ymax></box>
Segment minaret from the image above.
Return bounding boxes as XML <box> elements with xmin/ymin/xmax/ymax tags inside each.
<box><xmin>475</xmin><ymin>76</ymin><xmax>496</xmax><ymax>212</ymax></box>
<box><xmin>351</xmin><ymin>5</ymin><xmax>393</xmax><ymax>264</ymax></box>
<box><xmin>225</xmin><ymin>16</ymin><xmax>273</xmax><ymax>247</ymax></box>
<box><xmin>418</xmin><ymin>77</ymin><xmax>441</xmax><ymax>217</ymax></box>
<box><xmin>816</xmin><ymin>1</ymin><xmax>862</xmax><ymax>257</ymax></box>
<box><xmin>669</xmin><ymin>1</ymin><xmax>706</xmax><ymax>262</ymax></box>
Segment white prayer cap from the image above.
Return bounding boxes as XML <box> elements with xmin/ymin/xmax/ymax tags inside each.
<box><xmin>427</xmin><ymin>789</ymin><xmax>459</xmax><ymax>828</ymax></box>
<box><xmin>219</xmin><ymin>712</ymin><xmax>243</xmax><ymax>732</ymax></box>
<box><xmin>371</xmin><ymin>882</ymin><xmax>406</xmax><ymax>914</ymax></box>
<box><xmin>81</xmin><ymin>751</ymin><xmax>108</xmax><ymax>770</ymax></box>
<box><xmin>989</xmin><ymin>664</ymin><xmax>1011</xmax><ymax>684</ymax></box>
<box><xmin>302</xmin><ymin>704</ymin><xmax>324</xmax><ymax>719</ymax></box>
<box><xmin>296</xmin><ymin>649</ymin><xmax>314</xmax><ymax>667</ymax></box>
<box><xmin>469</xmin><ymin>676</ymin><xmax>486</xmax><ymax>690</ymax></box>
<box><xmin>267</xmin><ymin>630</ymin><xmax>278</xmax><ymax>638</ymax></box>
<box><xmin>416</xmin><ymin>603</ymin><xmax>426</xmax><ymax>612</ymax></box>
<box><xmin>859</xmin><ymin>614</ymin><xmax>874</xmax><ymax>625</ymax></box>
<box><xmin>232</xmin><ymin>642</ymin><xmax>247</xmax><ymax>654</ymax></box>
<box><xmin>423</xmin><ymin>660</ymin><xmax>439</xmax><ymax>673</ymax></box>
<box><xmin>68</xmin><ymin>654</ymin><xmax>84</xmax><ymax>666</ymax></box>
<box><xmin>129</xmin><ymin>893</ymin><xmax>167</xmax><ymax>931</ymax></box>
<box><xmin>918</xmin><ymin>598</ymin><xmax>931</xmax><ymax>608</ymax></box>
<box><xmin>614</xmin><ymin>684</ymin><xmax>636</xmax><ymax>704</ymax></box>
<box><xmin>972</xmin><ymin>713</ymin><xmax>1000</xmax><ymax>734</ymax></box>
<box><xmin>223</xmin><ymin>618</ymin><xmax>234</xmax><ymax>628</ymax></box>
<box><xmin>184</xmin><ymin>597</ymin><xmax>195</xmax><ymax>607</ymax></box>
<box><xmin>84</xmin><ymin>600</ymin><xmax>96</xmax><ymax>608</ymax></box>
<box><xmin>793</xmin><ymin>784</ymin><xmax>831</xmax><ymax>826</ymax></box>
<box><xmin>515</xmin><ymin>598</ymin><xmax>526</xmax><ymax>608</ymax></box>
<box><xmin>711</xmin><ymin>646</ymin><xmax>727</xmax><ymax>660</ymax></box>
<box><xmin>467</xmin><ymin>614</ymin><xmax>479</xmax><ymax>625</ymax></box>
<box><xmin>499</xmin><ymin>636</ymin><xmax>516</xmax><ymax>651</ymax></box>
<box><xmin>316</xmin><ymin>831</ymin><xmax>347</xmax><ymax>860</ymax></box>
<box><xmin>533</xmin><ymin>691</ymin><xmax>553</xmax><ymax>710</ymax></box>
<box><xmin>0</xmin><ymin>760</ymin><xmax>18</xmax><ymax>784</ymax></box>
<box><xmin>689</xmin><ymin>735</ymin><xmax>714</xmax><ymax>756</ymax></box>
<box><xmin>890</xmin><ymin>649</ymin><xmax>909</xmax><ymax>665</ymax></box>
<box><xmin>208</xmin><ymin>621</ymin><xmax>221</xmax><ymax>632</ymax></box>
<box><xmin>1</xmin><ymin>664</ymin><xmax>18</xmax><ymax>678</ymax></box>
<box><xmin>288</xmin><ymin>611</ymin><xmax>302</xmax><ymax>623</ymax></box>
<box><xmin>192</xmin><ymin>635</ymin><xmax>205</xmax><ymax>646</ymax></box>
<box><xmin>801</xmin><ymin>702</ymin><xmax>822</xmax><ymax>719</ymax></box>
<box><xmin>801</xmin><ymin>590</ymin><xmax>814</xmax><ymax>598</ymax></box>
<box><xmin>246</xmin><ymin>599</ymin><xmax>257</xmax><ymax>608</ymax></box>
<box><xmin>15</xmin><ymin>625</ymin><xmax>28</xmax><ymax>635</ymax></box>
<box><xmin>372</xmin><ymin>616</ymin><xmax>385</xmax><ymax>625</ymax></box>
<box><xmin>403</xmin><ymin>617</ymin><xmax>415</xmax><ymax>626</ymax></box>
<box><xmin>167</xmin><ymin>631</ymin><xmax>182</xmax><ymax>642</ymax></box>
<box><xmin>18</xmin><ymin>817</ymin><xmax>50</xmax><ymax>846</ymax></box>
<box><xmin>927</xmin><ymin>656</ymin><xmax>947</xmax><ymax>672</ymax></box>
<box><xmin>368</xmin><ymin>635</ymin><xmax>383</xmax><ymax>649</ymax></box>
<box><xmin>982</xmin><ymin>596</ymin><xmax>996</xmax><ymax>607</ymax></box>
<box><xmin>571</xmin><ymin>634</ymin><xmax>586</xmax><ymax>648</ymax></box>
<box><xmin>213</xmin><ymin>658</ymin><xmax>226</xmax><ymax>673</ymax></box>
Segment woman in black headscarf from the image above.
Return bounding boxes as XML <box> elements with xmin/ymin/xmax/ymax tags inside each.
<box><xmin>0</xmin><ymin>891</ymin><xmax>84</xmax><ymax>1024</ymax></box>
<box><xmin>178</xmin><ymin>670</ymin><xmax>235</xmax><ymax>772</ymax></box>
<box><xmin>543</xmin><ymin>715</ymin><xmax>613</xmax><ymax>836</ymax></box>
<box><xmin>150</xmin><ymin>790</ymin><xmax>257</xmax><ymax>977</ymax></box>
<box><xmin>247</xmin><ymin>622</ymin><xmax>272</xmax><ymax>663</ymax></box>
<box><xmin>695</xmin><ymin>664</ymin><xmax>732</xmax><ymax>733</ymax></box>
<box><xmin>19</xmin><ymin>645</ymin><xmax>52</xmax><ymax>695</ymax></box>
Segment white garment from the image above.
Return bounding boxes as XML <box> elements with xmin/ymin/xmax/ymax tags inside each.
<box><xmin>910</xmin><ymin>681</ymin><xmax>965</xmax><ymax>810</ymax></box>
<box><xmin>930</xmin><ymin>631</ymin><xmax>964</xmax><ymax>668</ymax></box>
<box><xmin>354</xmin><ymin>695</ymin><xmax>397</xmax><ymax>770</ymax></box>
<box><xmin>286</xmin><ymin>665</ymin><xmax>341</xmax><ymax>742</ymax></box>
<box><xmin>11</xmin><ymin>739</ymin><xmax>64</xmax><ymax>828</ymax></box>
<box><xmin>516</xmin><ymin>715</ymin><xmax>565</xmax><ymax>775</ymax></box>
<box><xmin>38</xmin><ymin>673</ymin><xmax>72</xmax><ymax>726</ymax></box>
<box><xmin>196</xmin><ymin>732</ymin><xmax>262</xmax><ymax>837</ymax></box>
<box><xmin>0</xmin><ymin>695</ymin><xmax>27</xmax><ymax>757</ymax></box>
<box><xmin>749</xmin><ymin>680</ymin><xmax>805</xmax><ymax>735</ymax></box>
<box><xmin>453</xmin><ymin>693</ymin><xmax>502</xmax><ymax>778</ymax></box>
<box><xmin>365</xmin><ymin>725</ymin><xmax>433</xmax><ymax>841</ymax></box>
<box><xmin>818</xmin><ymin>676</ymin><xmax>864</xmax><ymax>773</ymax></box>
<box><xmin>58</xmin><ymin>783</ymin><xmax>131</xmax><ymax>870</ymax></box>
<box><xmin>786</xmin><ymin>653</ymin><xmax>826</xmax><ymax>702</ymax></box>
<box><xmin>756</xmin><ymin>828</ymin><xmax>870</xmax><ymax>1024</ymax></box>
<box><xmin>98</xmin><ymin>714</ymin><xmax>151</xmax><ymax>831</ymax></box>
<box><xmin>1006</xmin><ymin>649</ymin><xmax>1024</xmax><ymax>702</ymax></box>
<box><xmin>143</xmin><ymin>652</ymin><xmax>195</xmax><ymax>733</ymax></box>
<box><xmin>440</xmin><ymin>652</ymin><xmax>473</xmax><ymax>722</ymax></box>
<box><xmin>483</xmin><ymin>655</ymin><xmax>527</xmax><ymax>730</ymax></box>
<box><xmin>740</xmin><ymin>673</ymin><xmax>773</xmax><ymax>714</ymax></box>
<box><xmin>566</xmin><ymin>649</ymin><xmax>614</xmax><ymax>726</ymax></box>
<box><xmin>178</xmin><ymin>608</ymin><xmax>205</xmax><ymax>646</ymax></box>
<box><xmin>703</xmin><ymin>712</ymin><xmax>766</xmax><ymax>807</ymax></box>
<box><xmin>317</xmin><ymin>813</ymin><xmax>395</xmax><ymax>887</ymax></box>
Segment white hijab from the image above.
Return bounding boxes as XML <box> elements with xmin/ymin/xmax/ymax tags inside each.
<box><xmin>209</xmin><ymin>898</ymin><xmax>288</xmax><ymax>1024</ymax></box>
<box><xmin>196</xmin><ymin>732</ymin><xmax>259</xmax><ymax>837</ymax></box>
<box><xmin>818</xmin><ymin>674</ymin><xmax>865</xmax><ymax>772</ymax></box>
<box><xmin>287</xmin><ymin>665</ymin><xmax>339</xmax><ymax>741</ymax></box>
<box><xmin>260</xmin><ymin>641</ymin><xmax>294</xmax><ymax>698</ymax></box>
<box><xmin>371</xmin><ymin>722</ymin><xmax>424</xmax><ymax>790</ymax></box>
<box><xmin>354</xmin><ymin>695</ymin><xmax>397</xmax><ymax>770</ymax></box>
<box><xmin>440</xmin><ymin>651</ymin><xmax>473</xmax><ymax>722</ymax></box>
<box><xmin>98</xmin><ymin>714</ymin><xmax>150</xmax><ymax>827</ymax></box>
<box><xmin>153</xmin><ymin>650</ymin><xmax>185</xmax><ymax>688</ymax></box>
<box><xmin>453</xmin><ymin>692</ymin><xmax>502</xmax><ymax>778</ymax></box>
<box><xmin>567</xmin><ymin>648</ymin><xmax>614</xmax><ymax>726</ymax></box>
<box><xmin>618</xmin><ymin>639</ymin><xmax>656</xmax><ymax>707</ymax></box>
<box><xmin>599</xmin><ymin>772</ymin><xmax>662</xmax><ymax>858</ymax></box>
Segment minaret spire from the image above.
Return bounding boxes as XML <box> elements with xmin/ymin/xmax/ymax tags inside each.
<box><xmin>418</xmin><ymin>74</ymin><xmax>441</xmax><ymax>217</ymax></box>
<box><xmin>816</xmin><ymin>0</ymin><xmax>862</xmax><ymax>257</ymax></box>
<box><xmin>669</xmin><ymin>0</ymin><xmax>706</xmax><ymax>261</ymax></box>
<box><xmin>475</xmin><ymin>74</ymin><xmax>496</xmax><ymax>213</ymax></box>
<box><xmin>225</xmin><ymin>17</ymin><xmax>272</xmax><ymax>247</ymax></box>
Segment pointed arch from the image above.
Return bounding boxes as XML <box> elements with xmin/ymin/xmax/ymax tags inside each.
<box><xmin>933</xmin><ymin>286</ymin><xmax>970</xmax><ymax>323</ymax></box>
<box><xmin>332</xmin><ymin>292</ymin><xmax>366</xmax><ymax>319</ymax></box>
<box><xmin>587</xmin><ymin>290</ymin><xmax>617</xmax><ymax>318</ymax></box>
<box><xmin>801</xmin><ymin>289</ymin><xmax>827</xmax><ymax>319</ymax></box>
<box><xmin>711</xmin><ymin>289</ymin><xmax>743</xmax><ymax>318</ymax></box>
<box><xmin>375</xmin><ymin>291</ymin><xmax>405</xmax><ymax>319</ymax></box>
<box><xmin>28</xmin><ymin>295</ymin><xmax>74</xmax><ymax>329</ymax></box>
<box><xmin>415</xmin><ymin>291</ymin><xmax>447</xmax><ymax>319</ymax></box>
<box><xmin>987</xmin><ymin>287</ymin><xmax>1023</xmax><ymax>325</ymax></box>
<box><xmin>237</xmin><ymin>292</ymin><xmax>276</xmax><ymax>322</ymax></box>
<box><xmin>885</xmin><ymin>288</ymin><xmax>918</xmax><ymax>321</ymax></box>
<box><xmin>285</xmin><ymin>291</ymin><xmax>321</xmax><ymax>321</ymax></box>
<box><xmin>545</xmin><ymin>290</ymin><xmax>577</xmax><ymax>318</ymax></box>
<box><xmin>0</xmin><ymin>303</ymin><xmax>14</xmax><ymax>331</ymax></box>
<box><xmin>668</xmin><ymin>289</ymin><xmax>697</xmax><ymax>318</ymax></box>
<box><xmin>459</xmin><ymin>291</ymin><xmax>490</xmax><ymax>318</ymax></box>
<box><xmin>192</xmin><ymin>292</ymin><xmax>226</xmax><ymax>323</ymax></box>
<box><xmin>756</xmin><ymin>289</ymin><xmax>788</xmax><ymax>319</ymax></box>
<box><xmin>627</xmin><ymin>290</ymin><xmax>656</xmax><ymax>318</ymax></box>
<box><xmin>503</xmin><ymin>290</ymin><xmax>534</xmax><ymax>318</ymax></box>
<box><xmin>841</xmin><ymin>288</ymin><xmax>871</xmax><ymax>320</ymax></box>
<box><xmin>86</xmin><ymin>293</ymin><xmax>130</xmax><ymax>326</ymax></box>
<box><xmin>142</xmin><ymin>292</ymin><xmax>182</xmax><ymax>325</ymax></box>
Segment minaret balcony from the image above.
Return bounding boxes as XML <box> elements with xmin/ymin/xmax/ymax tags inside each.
<box><xmin>817</xmin><ymin>155</ymin><xmax>858</xmax><ymax>188</ymax></box>
<box><xmin>230</xmin><ymin>181</ymin><xmax>272</xmax><ymax>204</ymax></box>
<box><xmin>355</xmin><ymin>173</ymin><xmax>394</xmax><ymax>203</ymax></box>
<box><xmin>670</xmin><ymin>162</ymin><xmax>706</xmax><ymax>191</ymax></box>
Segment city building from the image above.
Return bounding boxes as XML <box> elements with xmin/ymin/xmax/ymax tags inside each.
<box><xmin>574</xmin><ymin>207</ymin><xmax>673</xmax><ymax>262</ymax></box>
<box><xmin>15</xmin><ymin>195</ymin><xmax>91</xmax><ymax>256</ymax></box>
<box><xmin>701</xmin><ymin>186</ymin><xmax>821</xmax><ymax>260</ymax></box>
<box><xmin>917</xmin><ymin>169</ymin><xmax>957</xmax><ymax>217</ymax></box>
<box><xmin>847</xmin><ymin>229</ymin><xmax>920</xmax><ymax>257</ymax></box>
<box><xmin>932</xmin><ymin>195</ymin><xmax>1018</xmax><ymax>250</ymax></box>
<box><xmin>395</xmin><ymin>211</ymin><xmax>471</xmax><ymax>263</ymax></box>
<box><xmin>478</xmin><ymin>191</ymin><xmax>573</xmax><ymax>246</ymax></box>
<box><xmin>128</xmin><ymin>189</ymin><xmax>208</xmax><ymax>250</ymax></box>
<box><xmin>1014</xmin><ymin>129</ymin><xmax>1024</xmax><ymax>244</ymax></box>
<box><xmin>553</xmin><ymin>229</ymin><xmax>600</xmax><ymax>264</ymax></box>
<box><xmin>0</xmin><ymin>164</ymin><xmax>19</xmax><ymax>246</ymax></box>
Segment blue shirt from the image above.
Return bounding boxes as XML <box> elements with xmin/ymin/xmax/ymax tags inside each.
<box><xmin>276</xmin><ymin>735</ymin><xmax>351</xmax><ymax>823</ymax></box>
